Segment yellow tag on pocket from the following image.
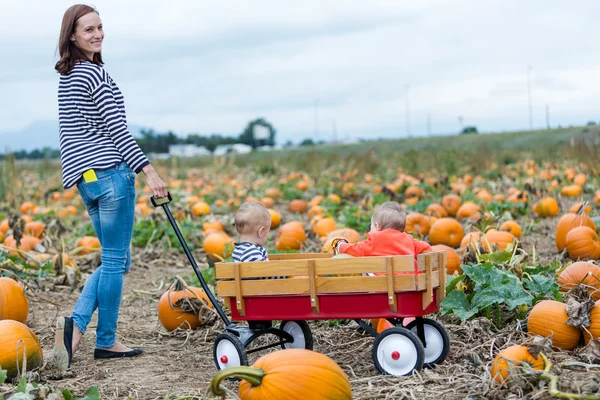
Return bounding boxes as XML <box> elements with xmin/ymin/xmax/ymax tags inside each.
<box><xmin>83</xmin><ymin>169</ymin><xmax>98</xmax><ymax>183</ymax></box>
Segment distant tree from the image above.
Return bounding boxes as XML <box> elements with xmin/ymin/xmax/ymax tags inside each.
<box><xmin>300</xmin><ymin>138</ymin><xmax>315</xmax><ymax>146</ymax></box>
<box><xmin>239</xmin><ymin>118</ymin><xmax>276</xmax><ymax>148</ymax></box>
<box><xmin>587</xmin><ymin>121</ymin><xmax>597</xmax><ymax>126</ymax></box>
<box><xmin>283</xmin><ymin>140</ymin><xmax>294</xmax><ymax>148</ymax></box>
<box><xmin>460</xmin><ymin>126</ymin><xmax>478</xmax><ymax>135</ymax></box>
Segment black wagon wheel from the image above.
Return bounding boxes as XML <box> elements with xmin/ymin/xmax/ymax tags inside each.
<box><xmin>406</xmin><ymin>318</ymin><xmax>450</xmax><ymax>367</ymax></box>
<box><xmin>280</xmin><ymin>320</ymin><xmax>314</xmax><ymax>350</ymax></box>
<box><xmin>213</xmin><ymin>332</ymin><xmax>248</xmax><ymax>370</ymax></box>
<box><xmin>372</xmin><ymin>327</ymin><xmax>425</xmax><ymax>376</ymax></box>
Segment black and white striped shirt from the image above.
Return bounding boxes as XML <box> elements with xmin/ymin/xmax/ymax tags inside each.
<box><xmin>58</xmin><ymin>61</ymin><xmax>149</xmax><ymax>188</ymax></box>
<box><xmin>232</xmin><ymin>242</ymin><xmax>269</xmax><ymax>262</ymax></box>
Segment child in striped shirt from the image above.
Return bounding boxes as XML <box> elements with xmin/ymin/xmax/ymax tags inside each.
<box><xmin>232</xmin><ymin>202</ymin><xmax>271</xmax><ymax>263</ymax></box>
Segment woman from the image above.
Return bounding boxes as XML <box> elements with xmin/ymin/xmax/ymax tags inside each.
<box><xmin>53</xmin><ymin>4</ymin><xmax>167</xmax><ymax>368</ymax></box>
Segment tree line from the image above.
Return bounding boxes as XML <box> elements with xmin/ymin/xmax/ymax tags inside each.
<box><xmin>0</xmin><ymin>118</ymin><xmax>277</xmax><ymax>160</ymax></box>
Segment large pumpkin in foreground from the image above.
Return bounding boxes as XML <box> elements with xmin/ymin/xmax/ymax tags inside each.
<box><xmin>0</xmin><ymin>277</ymin><xmax>29</xmax><ymax>323</ymax></box>
<box><xmin>555</xmin><ymin>213</ymin><xmax>596</xmax><ymax>251</ymax></box>
<box><xmin>276</xmin><ymin>221</ymin><xmax>307</xmax><ymax>251</ymax></box>
<box><xmin>527</xmin><ymin>300</ymin><xmax>581</xmax><ymax>350</ymax></box>
<box><xmin>0</xmin><ymin>320</ymin><xmax>43</xmax><ymax>379</ymax></box>
<box><xmin>211</xmin><ymin>349</ymin><xmax>352</xmax><ymax>400</ymax></box>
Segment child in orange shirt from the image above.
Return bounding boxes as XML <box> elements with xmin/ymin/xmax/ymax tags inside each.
<box><xmin>333</xmin><ymin>201</ymin><xmax>431</xmax><ymax>259</ymax></box>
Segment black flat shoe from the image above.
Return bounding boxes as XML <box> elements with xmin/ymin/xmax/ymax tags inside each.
<box><xmin>94</xmin><ymin>348</ymin><xmax>144</xmax><ymax>360</ymax></box>
<box><xmin>52</xmin><ymin>316</ymin><xmax>73</xmax><ymax>370</ymax></box>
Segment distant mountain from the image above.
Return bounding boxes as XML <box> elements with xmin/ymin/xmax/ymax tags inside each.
<box><xmin>0</xmin><ymin>120</ymin><xmax>149</xmax><ymax>153</ymax></box>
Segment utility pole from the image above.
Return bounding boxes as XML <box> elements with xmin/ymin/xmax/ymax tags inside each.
<box><xmin>405</xmin><ymin>84</ymin><xmax>411</xmax><ymax>137</ymax></box>
<box><xmin>545</xmin><ymin>104</ymin><xmax>550</xmax><ymax>130</ymax></box>
<box><xmin>527</xmin><ymin>65</ymin><xmax>533</xmax><ymax>130</ymax></box>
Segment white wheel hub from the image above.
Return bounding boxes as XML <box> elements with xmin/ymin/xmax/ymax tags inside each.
<box><xmin>376</xmin><ymin>334</ymin><xmax>419</xmax><ymax>375</ymax></box>
<box><xmin>410</xmin><ymin>325</ymin><xmax>444</xmax><ymax>363</ymax></box>
<box><xmin>216</xmin><ymin>339</ymin><xmax>241</xmax><ymax>368</ymax></box>
<box><xmin>283</xmin><ymin>322</ymin><xmax>306</xmax><ymax>349</ymax></box>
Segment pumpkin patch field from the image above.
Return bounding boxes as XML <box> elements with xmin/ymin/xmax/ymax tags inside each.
<box><xmin>3</xmin><ymin>126</ymin><xmax>600</xmax><ymax>399</ymax></box>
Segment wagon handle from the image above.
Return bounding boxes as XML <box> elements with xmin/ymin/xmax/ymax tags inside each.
<box><xmin>152</xmin><ymin>195</ymin><xmax>232</xmax><ymax>326</ymax></box>
<box><xmin>150</xmin><ymin>192</ymin><xmax>172</xmax><ymax>207</ymax></box>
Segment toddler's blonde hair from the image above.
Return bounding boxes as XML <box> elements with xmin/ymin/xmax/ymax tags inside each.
<box><xmin>372</xmin><ymin>201</ymin><xmax>406</xmax><ymax>231</ymax></box>
<box><xmin>235</xmin><ymin>202</ymin><xmax>271</xmax><ymax>234</ymax></box>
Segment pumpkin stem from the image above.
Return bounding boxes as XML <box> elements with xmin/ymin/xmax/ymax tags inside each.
<box><xmin>210</xmin><ymin>366</ymin><xmax>266</xmax><ymax>396</ymax></box>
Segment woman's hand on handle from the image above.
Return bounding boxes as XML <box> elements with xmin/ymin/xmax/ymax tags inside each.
<box><xmin>142</xmin><ymin>164</ymin><xmax>168</xmax><ymax>198</ymax></box>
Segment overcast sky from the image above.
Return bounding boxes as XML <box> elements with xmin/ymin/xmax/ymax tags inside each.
<box><xmin>0</xmin><ymin>0</ymin><xmax>598</xmax><ymax>143</ymax></box>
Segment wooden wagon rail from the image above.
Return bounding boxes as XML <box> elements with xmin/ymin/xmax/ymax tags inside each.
<box><xmin>215</xmin><ymin>251</ymin><xmax>446</xmax><ymax>318</ymax></box>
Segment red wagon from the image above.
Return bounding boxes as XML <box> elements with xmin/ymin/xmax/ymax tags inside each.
<box><xmin>153</xmin><ymin>194</ymin><xmax>450</xmax><ymax>376</ymax></box>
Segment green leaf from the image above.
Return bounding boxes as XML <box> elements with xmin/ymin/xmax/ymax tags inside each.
<box><xmin>471</xmin><ymin>287</ymin><xmax>504</xmax><ymax>309</ymax></box>
<box><xmin>15</xmin><ymin>376</ymin><xmax>27</xmax><ymax>393</ymax></box>
<box><xmin>76</xmin><ymin>386</ymin><xmax>100</xmax><ymax>400</ymax></box>
<box><xmin>524</xmin><ymin>274</ymin><xmax>557</xmax><ymax>297</ymax></box>
<box><xmin>62</xmin><ymin>390</ymin><xmax>74</xmax><ymax>400</ymax></box>
<box><xmin>0</xmin><ymin>368</ymin><xmax>6</xmax><ymax>384</ymax></box>
<box><xmin>478</xmin><ymin>250</ymin><xmax>513</xmax><ymax>264</ymax></box>
<box><xmin>440</xmin><ymin>290</ymin><xmax>478</xmax><ymax>320</ymax></box>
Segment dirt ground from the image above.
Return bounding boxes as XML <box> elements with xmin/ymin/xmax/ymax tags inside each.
<box><xmin>17</xmin><ymin>200</ymin><xmax>600</xmax><ymax>399</ymax></box>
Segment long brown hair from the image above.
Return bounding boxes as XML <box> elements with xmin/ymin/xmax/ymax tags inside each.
<box><xmin>55</xmin><ymin>4</ymin><xmax>104</xmax><ymax>75</ymax></box>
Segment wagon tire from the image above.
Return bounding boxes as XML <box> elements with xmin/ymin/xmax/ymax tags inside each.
<box><xmin>406</xmin><ymin>318</ymin><xmax>450</xmax><ymax>367</ymax></box>
<box><xmin>280</xmin><ymin>320</ymin><xmax>313</xmax><ymax>350</ymax></box>
<box><xmin>213</xmin><ymin>332</ymin><xmax>248</xmax><ymax>370</ymax></box>
<box><xmin>372</xmin><ymin>327</ymin><xmax>424</xmax><ymax>376</ymax></box>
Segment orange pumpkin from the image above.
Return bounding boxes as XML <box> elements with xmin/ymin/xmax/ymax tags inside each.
<box><xmin>557</xmin><ymin>261</ymin><xmax>600</xmax><ymax>300</ymax></box>
<box><xmin>202</xmin><ymin>220</ymin><xmax>224</xmax><ymax>234</ymax></box>
<box><xmin>483</xmin><ymin>230</ymin><xmax>515</xmax><ymax>251</ymax></box>
<box><xmin>425</xmin><ymin>203</ymin><xmax>448</xmax><ymax>218</ymax></box>
<box><xmin>441</xmin><ymin>194</ymin><xmax>462</xmax><ymax>217</ymax></box>
<box><xmin>24</xmin><ymin>221</ymin><xmax>45</xmax><ymax>239</ymax></box>
<box><xmin>0</xmin><ymin>320</ymin><xmax>43</xmax><ymax>379</ymax></box>
<box><xmin>455</xmin><ymin>202</ymin><xmax>481</xmax><ymax>222</ymax></box>
<box><xmin>289</xmin><ymin>199</ymin><xmax>308</xmax><ymax>214</ymax></box>
<box><xmin>570</xmin><ymin>202</ymin><xmax>592</xmax><ymax>215</ymax></box>
<box><xmin>191</xmin><ymin>201</ymin><xmax>212</xmax><ymax>216</ymax></box>
<box><xmin>19</xmin><ymin>201</ymin><xmax>36</xmax><ymax>215</ymax></box>
<box><xmin>276</xmin><ymin>221</ymin><xmax>307</xmax><ymax>251</ymax></box>
<box><xmin>0</xmin><ymin>219</ymin><xmax>9</xmax><ymax>235</ymax></box>
<box><xmin>507</xmin><ymin>190</ymin><xmax>528</xmax><ymax>204</ymax></box>
<box><xmin>565</xmin><ymin>226</ymin><xmax>600</xmax><ymax>260</ymax></box>
<box><xmin>431</xmin><ymin>244</ymin><xmax>462</xmax><ymax>274</ymax></box>
<box><xmin>210</xmin><ymin>349</ymin><xmax>352</xmax><ymax>400</ymax></box>
<box><xmin>264</xmin><ymin>187</ymin><xmax>281</xmax><ymax>200</ymax></box>
<box><xmin>574</xmin><ymin>173</ymin><xmax>587</xmax><ymax>186</ymax></box>
<box><xmin>527</xmin><ymin>300</ymin><xmax>581</xmax><ymax>350</ymax></box>
<box><xmin>405</xmin><ymin>213</ymin><xmax>430</xmax><ymax>236</ymax></box>
<box><xmin>555</xmin><ymin>213</ymin><xmax>596</xmax><ymax>251</ymax></box>
<box><xmin>0</xmin><ymin>277</ymin><xmax>29</xmax><ymax>323</ymax></box>
<box><xmin>584</xmin><ymin>300</ymin><xmax>600</xmax><ymax>344</ymax></box>
<box><xmin>499</xmin><ymin>220</ymin><xmax>522</xmax><ymax>239</ymax></box>
<box><xmin>561</xmin><ymin>185</ymin><xmax>582</xmax><ymax>197</ymax></box>
<box><xmin>203</xmin><ymin>232</ymin><xmax>234</xmax><ymax>261</ymax></box>
<box><xmin>268</xmin><ymin>209</ymin><xmax>281</xmax><ymax>229</ymax></box>
<box><xmin>491</xmin><ymin>345</ymin><xmax>545</xmax><ymax>384</ymax></box>
<box><xmin>405</xmin><ymin>185</ymin><xmax>423</xmax><ymax>200</ymax></box>
<box><xmin>75</xmin><ymin>236</ymin><xmax>101</xmax><ymax>255</ymax></box>
<box><xmin>532</xmin><ymin>197</ymin><xmax>559</xmax><ymax>218</ymax></box>
<box><xmin>3</xmin><ymin>235</ymin><xmax>41</xmax><ymax>257</ymax></box>
<box><xmin>261</xmin><ymin>197</ymin><xmax>275</xmax><ymax>208</ymax></box>
<box><xmin>460</xmin><ymin>231</ymin><xmax>482</xmax><ymax>250</ymax></box>
<box><xmin>429</xmin><ymin>218</ymin><xmax>464</xmax><ymax>248</ymax></box>
<box><xmin>313</xmin><ymin>218</ymin><xmax>336</xmax><ymax>238</ymax></box>
<box><xmin>158</xmin><ymin>277</ymin><xmax>212</xmax><ymax>331</ymax></box>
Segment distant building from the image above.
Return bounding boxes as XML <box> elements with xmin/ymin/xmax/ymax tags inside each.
<box><xmin>214</xmin><ymin>143</ymin><xmax>253</xmax><ymax>156</ymax></box>
<box><xmin>168</xmin><ymin>144</ymin><xmax>211</xmax><ymax>157</ymax></box>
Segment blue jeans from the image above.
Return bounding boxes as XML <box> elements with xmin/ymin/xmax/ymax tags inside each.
<box><xmin>73</xmin><ymin>162</ymin><xmax>136</xmax><ymax>349</ymax></box>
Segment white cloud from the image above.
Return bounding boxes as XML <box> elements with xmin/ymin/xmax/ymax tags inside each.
<box><xmin>0</xmin><ymin>0</ymin><xmax>598</xmax><ymax>144</ymax></box>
